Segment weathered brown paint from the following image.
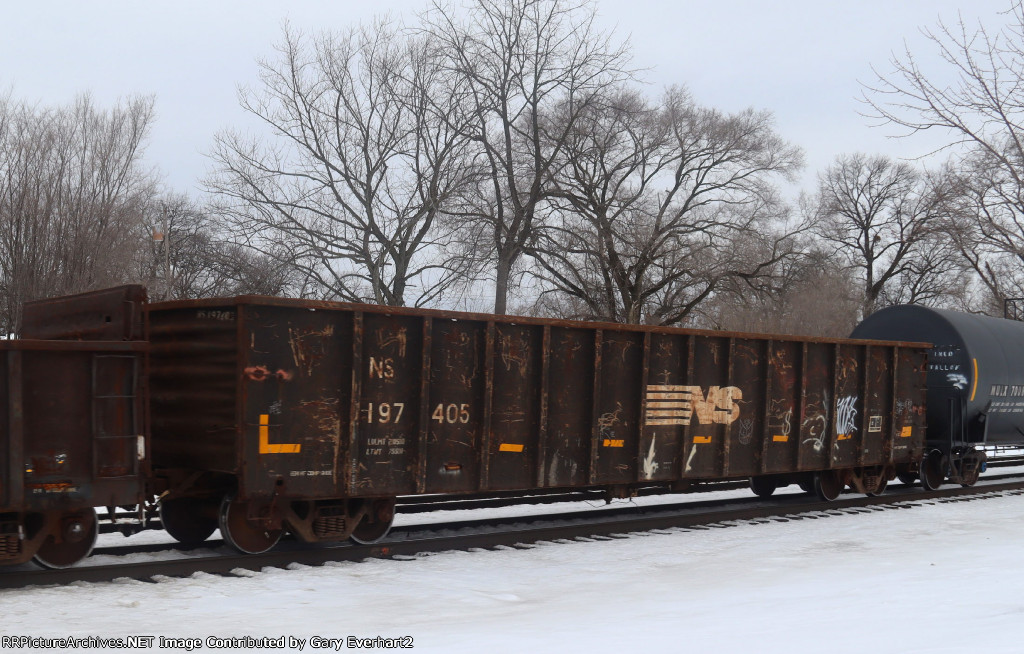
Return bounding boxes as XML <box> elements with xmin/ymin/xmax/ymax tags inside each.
<box><xmin>144</xmin><ymin>295</ymin><xmax>928</xmax><ymax>503</ymax></box>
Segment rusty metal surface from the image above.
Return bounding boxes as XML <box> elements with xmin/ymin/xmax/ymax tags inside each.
<box><xmin>0</xmin><ymin>340</ymin><xmax>147</xmax><ymax>515</ymax></box>
<box><xmin>21</xmin><ymin>285</ymin><xmax>146</xmax><ymax>341</ymax></box>
<box><xmin>146</xmin><ymin>295</ymin><xmax>929</xmax><ymax>502</ymax></box>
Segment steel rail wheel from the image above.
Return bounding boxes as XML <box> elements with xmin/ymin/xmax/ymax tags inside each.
<box><xmin>748</xmin><ymin>476</ymin><xmax>777</xmax><ymax>498</ymax></box>
<box><xmin>218</xmin><ymin>495</ymin><xmax>282</xmax><ymax>554</ymax></box>
<box><xmin>350</xmin><ymin>498</ymin><xmax>396</xmax><ymax>545</ymax></box>
<box><xmin>921</xmin><ymin>451</ymin><xmax>945</xmax><ymax>491</ymax></box>
<box><xmin>897</xmin><ymin>472</ymin><xmax>917</xmax><ymax>486</ymax></box>
<box><xmin>813</xmin><ymin>470</ymin><xmax>843</xmax><ymax>502</ymax></box>
<box><xmin>33</xmin><ymin>509</ymin><xmax>98</xmax><ymax>569</ymax></box>
<box><xmin>160</xmin><ymin>497</ymin><xmax>219</xmax><ymax>545</ymax></box>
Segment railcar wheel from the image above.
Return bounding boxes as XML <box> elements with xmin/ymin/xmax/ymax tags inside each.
<box><xmin>350</xmin><ymin>498</ymin><xmax>396</xmax><ymax>545</ymax></box>
<box><xmin>160</xmin><ymin>497</ymin><xmax>219</xmax><ymax>545</ymax></box>
<box><xmin>920</xmin><ymin>451</ymin><xmax>945</xmax><ymax>491</ymax></box>
<box><xmin>748</xmin><ymin>476</ymin><xmax>777</xmax><ymax>498</ymax></box>
<box><xmin>218</xmin><ymin>495</ymin><xmax>282</xmax><ymax>554</ymax></box>
<box><xmin>32</xmin><ymin>509</ymin><xmax>98</xmax><ymax>569</ymax></box>
<box><xmin>813</xmin><ymin>470</ymin><xmax>843</xmax><ymax>502</ymax></box>
<box><xmin>897</xmin><ymin>473</ymin><xmax>917</xmax><ymax>486</ymax></box>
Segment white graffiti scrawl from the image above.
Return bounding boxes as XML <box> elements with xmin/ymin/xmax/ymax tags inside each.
<box><xmin>835</xmin><ymin>396</ymin><xmax>858</xmax><ymax>439</ymax></box>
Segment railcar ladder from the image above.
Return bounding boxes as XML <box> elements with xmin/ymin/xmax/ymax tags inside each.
<box><xmin>91</xmin><ymin>354</ymin><xmax>141</xmax><ymax>479</ymax></box>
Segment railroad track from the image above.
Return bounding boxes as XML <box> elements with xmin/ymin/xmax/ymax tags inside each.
<box><xmin>4</xmin><ymin>473</ymin><xmax>1024</xmax><ymax>591</ymax></box>
<box><xmin>100</xmin><ymin>458</ymin><xmax>1024</xmax><ymax>536</ymax></box>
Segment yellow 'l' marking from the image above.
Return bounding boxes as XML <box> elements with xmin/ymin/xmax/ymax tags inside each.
<box><xmin>259</xmin><ymin>414</ymin><xmax>301</xmax><ymax>454</ymax></box>
<box><xmin>970</xmin><ymin>358</ymin><xmax>979</xmax><ymax>402</ymax></box>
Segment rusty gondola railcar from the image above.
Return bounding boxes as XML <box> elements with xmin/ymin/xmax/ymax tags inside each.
<box><xmin>144</xmin><ymin>296</ymin><xmax>929</xmax><ymax>553</ymax></box>
<box><xmin>0</xmin><ymin>287</ymin><xmax>149</xmax><ymax>568</ymax></box>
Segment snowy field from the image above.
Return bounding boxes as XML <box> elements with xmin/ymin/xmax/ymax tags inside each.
<box><xmin>3</xmin><ymin>483</ymin><xmax>1024</xmax><ymax>653</ymax></box>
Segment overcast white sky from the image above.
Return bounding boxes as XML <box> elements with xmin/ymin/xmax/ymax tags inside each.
<box><xmin>1</xmin><ymin>0</ymin><xmax>1016</xmax><ymax>194</ymax></box>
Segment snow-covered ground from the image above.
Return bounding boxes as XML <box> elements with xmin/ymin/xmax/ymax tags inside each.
<box><xmin>4</xmin><ymin>482</ymin><xmax>1024</xmax><ymax>653</ymax></box>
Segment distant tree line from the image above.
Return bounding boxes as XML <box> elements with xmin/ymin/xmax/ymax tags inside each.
<box><xmin>2</xmin><ymin>0</ymin><xmax>1024</xmax><ymax>337</ymax></box>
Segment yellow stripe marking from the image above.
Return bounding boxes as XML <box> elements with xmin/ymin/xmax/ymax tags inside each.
<box><xmin>259</xmin><ymin>414</ymin><xmax>301</xmax><ymax>454</ymax></box>
<box><xmin>837</xmin><ymin>433</ymin><xmax>852</xmax><ymax>441</ymax></box>
<box><xmin>693</xmin><ymin>436</ymin><xmax>712</xmax><ymax>444</ymax></box>
<box><xmin>970</xmin><ymin>358</ymin><xmax>978</xmax><ymax>402</ymax></box>
<box><xmin>772</xmin><ymin>434</ymin><xmax>788</xmax><ymax>442</ymax></box>
<box><xmin>499</xmin><ymin>443</ymin><xmax>524</xmax><ymax>453</ymax></box>
<box><xmin>602</xmin><ymin>439</ymin><xmax>625</xmax><ymax>447</ymax></box>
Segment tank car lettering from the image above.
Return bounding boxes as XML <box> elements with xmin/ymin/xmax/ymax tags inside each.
<box><xmin>990</xmin><ymin>385</ymin><xmax>1024</xmax><ymax>397</ymax></box>
<box><xmin>369</xmin><ymin>356</ymin><xmax>395</xmax><ymax>379</ymax></box>
<box><xmin>258</xmin><ymin>414</ymin><xmax>301</xmax><ymax>454</ymax></box>
<box><xmin>644</xmin><ymin>385</ymin><xmax>742</xmax><ymax>426</ymax></box>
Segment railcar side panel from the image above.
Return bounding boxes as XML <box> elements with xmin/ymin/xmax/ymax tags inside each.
<box><xmin>239</xmin><ymin>305</ymin><xmax>352</xmax><ymax>499</ymax></box>
<box><xmin>640</xmin><ymin>333</ymin><xmax>687</xmax><ymax>483</ymax></box>
<box><xmin>424</xmin><ymin>318</ymin><xmax>485</xmax><ymax>494</ymax></box>
<box><xmin>894</xmin><ymin>348</ymin><xmax>927</xmax><ymax>462</ymax></box>
<box><xmin>593</xmin><ymin>330</ymin><xmax>643</xmax><ymax>484</ymax></box>
<box><xmin>543</xmin><ymin>327</ymin><xmax>594</xmax><ymax>488</ymax></box>
<box><xmin>798</xmin><ymin>343</ymin><xmax>832</xmax><ymax>470</ymax></box>
<box><xmin>0</xmin><ymin>343</ymin><xmax>145</xmax><ymax>514</ymax></box>
<box><xmin>764</xmin><ymin>341</ymin><xmax>799</xmax><ymax>474</ymax></box>
<box><xmin>682</xmin><ymin>335</ymin><xmax>732</xmax><ymax>478</ymax></box>
<box><xmin>861</xmin><ymin>346</ymin><xmax>893</xmax><ymax>466</ymax></box>
<box><xmin>148</xmin><ymin>306</ymin><xmax>237</xmax><ymax>473</ymax></box>
<box><xmin>727</xmin><ymin>338</ymin><xmax>765</xmax><ymax>478</ymax></box>
<box><xmin>145</xmin><ymin>296</ymin><xmax>928</xmax><ymax>503</ymax></box>
<box><xmin>487</xmin><ymin>323</ymin><xmax>543</xmax><ymax>491</ymax></box>
<box><xmin>353</xmin><ymin>312</ymin><xmax>422</xmax><ymax>496</ymax></box>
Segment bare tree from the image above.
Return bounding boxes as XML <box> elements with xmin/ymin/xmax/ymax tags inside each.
<box><xmin>207</xmin><ymin>20</ymin><xmax>479</xmax><ymax>307</ymax></box>
<box><xmin>864</xmin><ymin>1</ymin><xmax>1024</xmax><ymax>309</ymax></box>
<box><xmin>0</xmin><ymin>94</ymin><xmax>156</xmax><ymax>333</ymax></box>
<box><xmin>423</xmin><ymin>0</ymin><xmax>632</xmax><ymax>314</ymax></box>
<box><xmin>138</xmin><ymin>194</ymin><xmax>297</xmax><ymax>300</ymax></box>
<box><xmin>527</xmin><ymin>86</ymin><xmax>804</xmax><ymax>325</ymax></box>
<box><xmin>812</xmin><ymin>153</ymin><xmax>955</xmax><ymax>317</ymax></box>
<box><xmin>703</xmin><ymin>246</ymin><xmax>863</xmax><ymax>338</ymax></box>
